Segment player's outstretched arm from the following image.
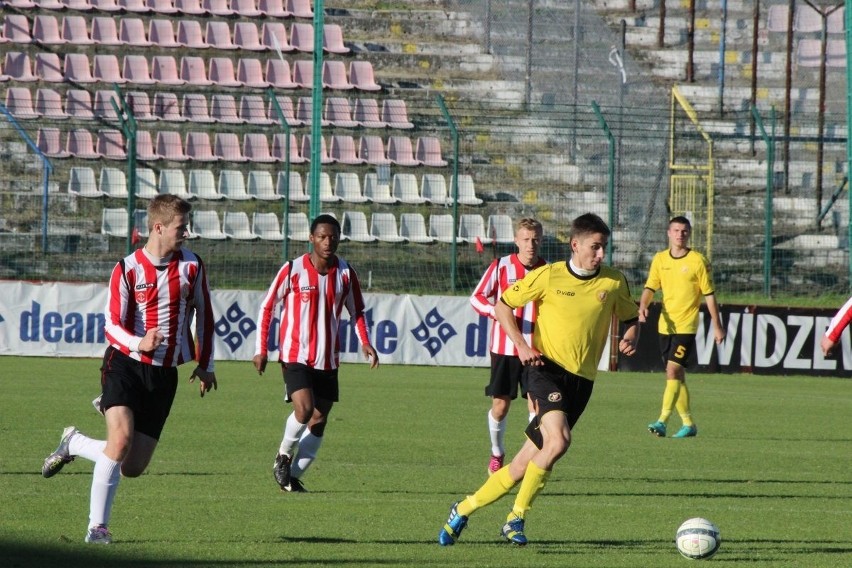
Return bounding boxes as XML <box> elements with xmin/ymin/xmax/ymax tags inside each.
<box><xmin>189</xmin><ymin>367</ymin><xmax>217</xmax><ymax>397</ymax></box>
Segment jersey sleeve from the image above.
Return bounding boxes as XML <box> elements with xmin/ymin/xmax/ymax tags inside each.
<box><xmin>501</xmin><ymin>264</ymin><xmax>548</xmax><ymax>309</ymax></box>
<box><xmin>255</xmin><ymin>262</ymin><xmax>292</xmax><ymax>357</ymax></box>
<box><xmin>103</xmin><ymin>261</ymin><xmax>142</xmax><ymax>353</ymax></box>
<box><xmin>696</xmin><ymin>253</ymin><xmax>716</xmax><ymax>295</ymax></box>
<box><xmin>344</xmin><ymin>266</ymin><xmax>371</xmax><ymax>346</ymax></box>
<box><xmin>470</xmin><ymin>260</ymin><xmax>499</xmax><ymax>318</ymax></box>
<box><xmin>192</xmin><ymin>257</ymin><xmax>215</xmax><ymax>372</ymax></box>
<box><xmin>826</xmin><ymin>295</ymin><xmax>852</xmax><ymax>342</ymax></box>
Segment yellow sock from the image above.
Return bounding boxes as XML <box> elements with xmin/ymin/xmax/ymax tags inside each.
<box><xmin>457</xmin><ymin>465</ymin><xmax>516</xmax><ymax>517</ymax></box>
<box><xmin>658</xmin><ymin>379</ymin><xmax>681</xmax><ymax>423</ymax></box>
<box><xmin>510</xmin><ymin>461</ymin><xmax>551</xmax><ymax>519</ymax></box>
<box><xmin>676</xmin><ymin>383</ymin><xmax>694</xmax><ymax>426</ymax></box>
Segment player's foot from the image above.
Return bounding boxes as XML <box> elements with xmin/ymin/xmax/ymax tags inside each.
<box><xmin>42</xmin><ymin>426</ymin><xmax>78</xmax><ymax>478</ymax></box>
<box><xmin>672</xmin><ymin>425</ymin><xmax>698</xmax><ymax>438</ymax></box>
<box><xmin>273</xmin><ymin>453</ymin><xmax>291</xmax><ymax>490</ymax></box>
<box><xmin>501</xmin><ymin>514</ymin><xmax>528</xmax><ymax>546</ymax></box>
<box><xmin>284</xmin><ymin>477</ymin><xmax>308</xmax><ymax>493</ymax></box>
<box><xmin>84</xmin><ymin>525</ymin><xmax>112</xmax><ymax>544</ymax></box>
<box><xmin>488</xmin><ymin>454</ymin><xmax>504</xmax><ymax>476</ymax></box>
<box><xmin>647</xmin><ymin>421</ymin><xmax>667</xmax><ymax>437</ymax></box>
<box><xmin>92</xmin><ymin>394</ymin><xmax>104</xmax><ymax>416</ymax></box>
<box><xmin>438</xmin><ymin>502</ymin><xmax>468</xmax><ymax>546</ymax></box>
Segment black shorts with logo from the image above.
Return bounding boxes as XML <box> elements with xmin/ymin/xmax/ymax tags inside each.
<box><xmin>485</xmin><ymin>353</ymin><xmax>529</xmax><ymax>399</ymax></box>
<box><xmin>99</xmin><ymin>346</ymin><xmax>178</xmax><ymax>440</ymax></box>
<box><xmin>281</xmin><ymin>362</ymin><xmax>340</xmax><ymax>402</ymax></box>
<box><xmin>660</xmin><ymin>333</ymin><xmax>696</xmax><ymax>368</ymax></box>
<box><xmin>524</xmin><ymin>357</ymin><xmax>594</xmax><ymax>450</ymax></box>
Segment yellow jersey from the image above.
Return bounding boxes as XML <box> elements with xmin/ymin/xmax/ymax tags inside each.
<box><xmin>501</xmin><ymin>261</ymin><xmax>639</xmax><ymax>381</ymax></box>
<box><xmin>644</xmin><ymin>249</ymin><xmax>715</xmax><ymax>335</ymax></box>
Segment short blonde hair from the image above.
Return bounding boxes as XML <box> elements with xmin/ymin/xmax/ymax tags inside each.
<box><xmin>147</xmin><ymin>194</ymin><xmax>191</xmax><ymax>231</ymax></box>
<box><xmin>515</xmin><ymin>218</ymin><xmax>543</xmax><ymax>235</ymax></box>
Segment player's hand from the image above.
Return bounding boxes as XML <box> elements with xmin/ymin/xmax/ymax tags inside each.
<box><xmin>363</xmin><ymin>345</ymin><xmax>379</xmax><ymax>369</ymax></box>
<box><xmin>518</xmin><ymin>345</ymin><xmax>544</xmax><ymax>366</ymax></box>
<box><xmin>189</xmin><ymin>367</ymin><xmax>217</xmax><ymax>397</ymax></box>
<box><xmin>138</xmin><ymin>326</ymin><xmax>164</xmax><ymax>352</ymax></box>
<box><xmin>714</xmin><ymin>327</ymin><xmax>726</xmax><ymax>345</ymax></box>
<box><xmin>637</xmin><ymin>306</ymin><xmax>648</xmax><ymax>324</ymax></box>
<box><xmin>618</xmin><ymin>337</ymin><xmax>638</xmax><ymax>356</ymax></box>
<box><xmin>821</xmin><ymin>336</ymin><xmax>837</xmax><ymax>357</ymax></box>
<box><xmin>253</xmin><ymin>354</ymin><xmax>268</xmax><ymax>375</ymax></box>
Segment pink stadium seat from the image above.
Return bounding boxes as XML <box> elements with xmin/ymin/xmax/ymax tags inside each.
<box><xmin>66</xmin><ymin>89</ymin><xmax>95</xmax><ymax>119</ymax></box>
<box><xmin>177</xmin><ymin>20</ymin><xmax>208</xmax><ymax>48</ymax></box>
<box><xmin>267</xmin><ymin>95</ymin><xmax>302</xmax><ymax>126</ymax></box>
<box><xmin>152</xmin><ymin>55</ymin><xmax>185</xmax><ymax>86</ymax></box>
<box><xmin>796</xmin><ymin>39</ymin><xmax>823</xmax><ymax>68</ymax></box>
<box><xmin>4</xmin><ymin>15</ymin><xmax>33</xmax><ymax>44</ymax></box>
<box><xmin>261</xmin><ymin>22</ymin><xmax>293</xmax><ymax>52</ymax></box>
<box><xmin>135</xmin><ymin>130</ymin><xmax>160</xmax><ymax>161</ymax></box>
<box><xmin>93</xmin><ymin>90</ymin><xmax>121</xmax><ymax>120</ymax></box>
<box><xmin>290</xmin><ymin>22</ymin><xmax>314</xmax><ymax>52</ymax></box>
<box><xmin>358</xmin><ymin>135</ymin><xmax>391</xmax><ymax>165</ymax></box>
<box><xmin>202</xmin><ymin>0</ymin><xmax>233</xmax><ymax>16</ymax></box>
<box><xmin>67</xmin><ymin>128</ymin><xmax>101</xmax><ymax>159</ymax></box>
<box><xmin>237</xmin><ymin>58</ymin><xmax>269</xmax><ymax>88</ymax></box>
<box><xmin>36</xmin><ymin>88</ymin><xmax>68</xmax><ymax>120</ymax></box>
<box><xmin>349</xmin><ymin>61</ymin><xmax>381</xmax><ymax>91</ymax></box>
<box><xmin>205</xmin><ymin>21</ymin><xmax>236</xmax><ymax>50</ymax></box>
<box><xmin>5</xmin><ymin>88</ymin><xmax>39</xmax><ymax>119</ymax></box>
<box><xmin>182</xmin><ymin>94</ymin><xmax>214</xmax><ymax>123</ymax></box>
<box><xmin>186</xmin><ymin>132</ymin><xmax>218</xmax><ymax>162</ymax></box>
<box><xmin>149</xmin><ymin>19</ymin><xmax>180</xmax><ymax>48</ymax></box>
<box><xmin>36</xmin><ymin>0</ymin><xmax>64</xmax><ymax>8</ymax></box>
<box><xmin>291</xmin><ymin>59</ymin><xmax>313</xmax><ymax>88</ymax></box>
<box><xmin>33</xmin><ymin>15</ymin><xmax>66</xmax><ymax>45</ymax></box>
<box><xmin>90</xmin><ymin>0</ymin><xmax>123</xmax><ymax>11</ymax></box>
<box><xmin>301</xmin><ymin>134</ymin><xmax>333</xmax><ymax>164</ymax></box>
<box><xmin>93</xmin><ymin>54</ymin><xmax>127</xmax><ymax>84</ymax></box>
<box><xmin>230</xmin><ymin>0</ymin><xmax>261</xmax><ymax>17</ymax></box>
<box><xmin>239</xmin><ymin>94</ymin><xmax>274</xmax><ymax>124</ymax></box>
<box><xmin>63</xmin><ymin>0</ymin><xmax>93</xmax><ymax>10</ymax></box>
<box><xmin>209</xmin><ymin>57</ymin><xmax>242</xmax><ymax>87</ymax></box>
<box><xmin>265</xmin><ymin>59</ymin><xmax>298</xmax><ymax>89</ymax></box>
<box><xmin>243</xmin><ymin>133</ymin><xmax>275</xmax><ymax>163</ymax></box>
<box><xmin>126</xmin><ymin>91</ymin><xmax>155</xmax><ymax>121</ymax></box>
<box><xmin>214</xmin><ymin>133</ymin><xmax>247</xmax><ymax>162</ymax></box>
<box><xmin>271</xmin><ymin>133</ymin><xmax>305</xmax><ymax>163</ymax></box>
<box><xmin>324</xmin><ymin>97</ymin><xmax>358</xmax><ymax>127</ymax></box>
<box><xmin>826</xmin><ymin>38</ymin><xmax>847</xmax><ymax>67</ymax></box>
<box><xmin>147</xmin><ymin>0</ymin><xmax>179</xmax><ymax>14</ymax></box>
<box><xmin>416</xmin><ymin>136</ymin><xmax>448</xmax><ymax>167</ymax></box>
<box><xmin>37</xmin><ymin>128</ymin><xmax>71</xmax><ymax>158</ymax></box>
<box><xmin>387</xmin><ymin>136</ymin><xmax>420</xmax><ymax>166</ymax></box>
<box><xmin>234</xmin><ymin>22</ymin><xmax>265</xmax><ymax>51</ymax></box>
<box><xmin>91</xmin><ymin>17</ymin><xmax>123</xmax><ymax>46</ymax></box>
<box><xmin>123</xmin><ymin>55</ymin><xmax>156</xmax><ymax>85</ymax></box>
<box><xmin>119</xmin><ymin>18</ymin><xmax>152</xmax><ymax>47</ymax></box>
<box><xmin>174</xmin><ymin>0</ymin><xmax>207</xmax><ymax>14</ymax></box>
<box><xmin>34</xmin><ymin>53</ymin><xmax>63</xmax><ymax>82</ymax></box>
<box><xmin>354</xmin><ymin>98</ymin><xmax>386</xmax><ymax>128</ymax></box>
<box><xmin>97</xmin><ymin>129</ymin><xmax>127</xmax><ymax>160</ymax></box>
<box><xmin>210</xmin><ymin>94</ymin><xmax>243</xmax><ymax>123</ymax></box>
<box><xmin>153</xmin><ymin>92</ymin><xmax>185</xmax><ymax>121</ymax></box>
<box><xmin>5</xmin><ymin>52</ymin><xmax>38</xmax><ymax>81</ymax></box>
<box><xmin>766</xmin><ymin>5</ymin><xmax>789</xmax><ymax>33</ymax></box>
<box><xmin>330</xmin><ymin>135</ymin><xmax>364</xmax><ymax>165</ymax></box>
<box><xmin>61</xmin><ymin>16</ymin><xmax>95</xmax><ymax>45</ymax></box>
<box><xmin>179</xmin><ymin>56</ymin><xmax>211</xmax><ymax>85</ymax></box>
<box><xmin>156</xmin><ymin>131</ymin><xmax>189</xmax><ymax>161</ymax></box>
<box><xmin>119</xmin><ymin>0</ymin><xmax>152</xmax><ymax>12</ymax></box>
<box><xmin>296</xmin><ymin>96</ymin><xmax>328</xmax><ymax>126</ymax></box>
<box><xmin>258</xmin><ymin>0</ymin><xmax>290</xmax><ymax>17</ymax></box>
<box><xmin>322</xmin><ymin>60</ymin><xmax>354</xmax><ymax>90</ymax></box>
<box><xmin>5</xmin><ymin>0</ymin><xmax>36</xmax><ymax>8</ymax></box>
<box><xmin>382</xmin><ymin>99</ymin><xmax>414</xmax><ymax>128</ymax></box>
<box><xmin>323</xmin><ymin>24</ymin><xmax>350</xmax><ymax>54</ymax></box>
<box><xmin>287</xmin><ymin>0</ymin><xmax>312</xmax><ymax>18</ymax></box>
<box><xmin>794</xmin><ymin>4</ymin><xmax>824</xmax><ymax>33</ymax></box>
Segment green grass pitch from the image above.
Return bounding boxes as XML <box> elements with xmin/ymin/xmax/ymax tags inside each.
<box><xmin>1</xmin><ymin>356</ymin><xmax>850</xmax><ymax>567</ymax></box>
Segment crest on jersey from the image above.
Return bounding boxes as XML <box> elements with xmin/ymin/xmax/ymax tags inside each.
<box><xmin>597</xmin><ymin>290</ymin><xmax>608</xmax><ymax>303</ymax></box>
<box><xmin>135</xmin><ymin>291</ymin><xmax>147</xmax><ymax>303</ymax></box>
<box><xmin>547</xmin><ymin>392</ymin><xmax>561</xmax><ymax>402</ymax></box>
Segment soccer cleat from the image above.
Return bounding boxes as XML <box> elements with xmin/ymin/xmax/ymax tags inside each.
<box><xmin>488</xmin><ymin>454</ymin><xmax>504</xmax><ymax>476</ymax></box>
<box><xmin>648</xmin><ymin>421</ymin><xmax>667</xmax><ymax>437</ymax></box>
<box><xmin>42</xmin><ymin>426</ymin><xmax>78</xmax><ymax>478</ymax></box>
<box><xmin>501</xmin><ymin>514</ymin><xmax>528</xmax><ymax>546</ymax></box>
<box><xmin>438</xmin><ymin>502</ymin><xmax>468</xmax><ymax>546</ymax></box>
<box><xmin>92</xmin><ymin>394</ymin><xmax>104</xmax><ymax>416</ymax></box>
<box><xmin>273</xmin><ymin>453</ymin><xmax>291</xmax><ymax>490</ymax></box>
<box><xmin>84</xmin><ymin>525</ymin><xmax>112</xmax><ymax>544</ymax></box>
<box><xmin>672</xmin><ymin>425</ymin><xmax>698</xmax><ymax>438</ymax></box>
<box><xmin>284</xmin><ymin>477</ymin><xmax>308</xmax><ymax>493</ymax></box>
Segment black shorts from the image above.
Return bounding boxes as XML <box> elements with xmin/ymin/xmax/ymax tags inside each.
<box><xmin>281</xmin><ymin>362</ymin><xmax>339</xmax><ymax>403</ymax></box>
<box><xmin>99</xmin><ymin>346</ymin><xmax>178</xmax><ymax>440</ymax></box>
<box><xmin>660</xmin><ymin>334</ymin><xmax>696</xmax><ymax>368</ymax></box>
<box><xmin>485</xmin><ymin>353</ymin><xmax>529</xmax><ymax>399</ymax></box>
<box><xmin>524</xmin><ymin>357</ymin><xmax>594</xmax><ymax>450</ymax></box>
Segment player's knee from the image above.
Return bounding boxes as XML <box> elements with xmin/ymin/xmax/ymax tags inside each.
<box><xmin>309</xmin><ymin>421</ymin><xmax>327</xmax><ymax>437</ymax></box>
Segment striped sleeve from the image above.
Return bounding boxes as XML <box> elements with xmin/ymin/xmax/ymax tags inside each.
<box><xmin>103</xmin><ymin>260</ymin><xmax>142</xmax><ymax>353</ymax></box>
<box><xmin>255</xmin><ymin>261</ymin><xmax>292</xmax><ymax>357</ymax></box>
<box><xmin>825</xmin><ymin>296</ymin><xmax>852</xmax><ymax>343</ymax></box>
<box><xmin>470</xmin><ymin>259</ymin><xmax>499</xmax><ymax>319</ymax></box>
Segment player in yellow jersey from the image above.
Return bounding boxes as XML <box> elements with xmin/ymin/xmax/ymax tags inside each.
<box><xmin>639</xmin><ymin>216</ymin><xmax>725</xmax><ymax>439</ymax></box>
<box><xmin>437</xmin><ymin>213</ymin><xmax>640</xmax><ymax>547</ymax></box>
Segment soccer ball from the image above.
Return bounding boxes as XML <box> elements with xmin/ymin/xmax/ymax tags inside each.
<box><xmin>675</xmin><ymin>517</ymin><xmax>721</xmax><ymax>560</ymax></box>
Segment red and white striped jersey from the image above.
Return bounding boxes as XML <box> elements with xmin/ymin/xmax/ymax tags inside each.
<box><xmin>470</xmin><ymin>254</ymin><xmax>546</xmax><ymax>355</ymax></box>
<box><xmin>825</xmin><ymin>295</ymin><xmax>852</xmax><ymax>343</ymax></box>
<box><xmin>105</xmin><ymin>248</ymin><xmax>215</xmax><ymax>371</ymax></box>
<box><xmin>255</xmin><ymin>253</ymin><xmax>371</xmax><ymax>370</ymax></box>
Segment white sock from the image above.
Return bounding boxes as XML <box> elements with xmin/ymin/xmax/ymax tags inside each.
<box><xmin>291</xmin><ymin>429</ymin><xmax>322</xmax><ymax>479</ymax></box>
<box><xmin>279</xmin><ymin>412</ymin><xmax>307</xmax><ymax>457</ymax></box>
<box><xmin>488</xmin><ymin>409</ymin><xmax>506</xmax><ymax>456</ymax></box>
<box><xmin>69</xmin><ymin>432</ymin><xmax>107</xmax><ymax>462</ymax></box>
<box><xmin>89</xmin><ymin>453</ymin><xmax>121</xmax><ymax>528</ymax></box>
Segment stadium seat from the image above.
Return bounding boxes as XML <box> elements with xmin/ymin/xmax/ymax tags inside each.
<box><xmin>223</xmin><ymin>211</ymin><xmax>258</xmax><ymax>240</ymax></box>
<box><xmin>214</xmin><ymin>133</ymin><xmax>248</xmax><ymax>162</ymax></box>
<box><xmin>295</xmin><ymin>96</ymin><xmax>328</xmax><ymax>126</ymax></box>
<box><xmin>206</xmin><ymin>21</ymin><xmax>236</xmax><ymax>50</ymax></box>
<box><xmin>276</xmin><ymin>170</ymin><xmax>308</xmax><ymax>201</ymax></box>
<box><xmin>93</xmin><ymin>54</ymin><xmax>126</xmax><ymax>84</ymax></box>
<box><xmin>188</xmin><ymin>169</ymin><xmax>223</xmax><ymax>200</ymax></box>
<box><xmin>38</xmin><ymin>0</ymin><xmax>66</xmax><ymax>9</ymax></box>
<box><xmin>180</xmin><ymin>56</ymin><xmax>213</xmax><ymax>86</ymax></box>
<box><xmin>119</xmin><ymin>0</ymin><xmax>151</xmax><ymax>13</ymax></box>
<box><xmin>306</xmin><ymin>171</ymin><xmax>338</xmax><ymax>202</ymax></box>
<box><xmin>209</xmin><ymin>57</ymin><xmax>242</xmax><ymax>87</ymax></box>
<box><xmin>400</xmin><ymin>213</ymin><xmax>434</xmax><ymax>244</ymax></box>
<box><xmin>126</xmin><ymin>92</ymin><xmax>155</xmax><ymax>121</ymax></box>
<box><xmin>429</xmin><ymin>214</ymin><xmax>456</xmax><ymax>244</ymax></box>
<box><xmin>37</xmin><ymin>127</ymin><xmax>70</xmax><ymax>158</ymax></box>
<box><xmin>93</xmin><ymin>90</ymin><xmax>121</xmax><ymax>120</ymax></box>
<box><xmin>265</xmin><ymin>59</ymin><xmax>298</xmax><ymax>89</ymax></box>
<box><xmin>420</xmin><ymin>174</ymin><xmax>451</xmax><ymax>205</ymax></box>
<box><xmin>4</xmin><ymin>52</ymin><xmax>37</xmax><ymax>82</ymax></box>
<box><xmin>218</xmin><ymin>169</ymin><xmax>251</xmax><ymax>199</ymax></box>
<box><xmin>35</xmin><ymin>88</ymin><xmax>67</xmax><ymax>120</ymax></box>
<box><xmin>202</xmin><ymin>0</ymin><xmax>233</xmax><ymax>16</ymax></box>
<box><xmin>287</xmin><ymin>0</ymin><xmax>312</xmax><ymax>18</ymax></box>
<box><xmin>341</xmin><ymin>211</ymin><xmax>376</xmax><ymax>243</ymax></box>
<box><xmin>119</xmin><ymin>18</ymin><xmax>152</xmax><ymax>47</ymax></box>
<box><xmin>33</xmin><ymin>15</ymin><xmax>66</xmax><ymax>45</ymax></box>
<box><xmin>358</xmin><ymin>135</ymin><xmax>391</xmax><ymax>165</ymax></box>
<box><xmin>261</xmin><ymin>22</ymin><xmax>293</xmax><ymax>52</ymax></box>
<box><xmin>392</xmin><ymin>173</ymin><xmax>426</xmax><ymax>204</ymax></box>
<box><xmin>67</xmin><ymin>128</ymin><xmax>100</xmax><ymax>159</ymax></box>
<box><xmin>230</xmin><ymin>0</ymin><xmax>262</xmax><ymax>18</ymax></box>
<box><xmin>325</xmin><ymin>97</ymin><xmax>358</xmax><ymax>127</ymax></box>
<box><xmin>153</xmin><ymin>92</ymin><xmax>185</xmax><ymax>122</ymax></box>
<box><xmin>64</xmin><ymin>53</ymin><xmax>96</xmax><ymax>83</ymax></box>
<box><xmin>182</xmin><ymin>93</ymin><xmax>215</xmax><ymax>123</ymax></box>
<box><xmin>290</xmin><ymin>22</ymin><xmax>314</xmax><ymax>52</ymax></box>
<box><xmin>349</xmin><ymin>61</ymin><xmax>381</xmax><ymax>91</ymax></box>
<box><xmin>371</xmin><ymin>212</ymin><xmax>406</xmax><ymax>243</ymax></box>
<box><xmin>156</xmin><ymin>131</ymin><xmax>189</xmax><ymax>161</ymax></box>
<box><xmin>177</xmin><ymin>20</ymin><xmax>208</xmax><ymax>48</ymax></box>
<box><xmin>123</xmin><ymin>55</ymin><xmax>157</xmax><ymax>85</ymax></box>
<box><xmin>286</xmin><ymin>212</ymin><xmax>310</xmax><ymax>241</ymax></box>
<box><xmin>4</xmin><ymin>15</ymin><xmax>33</xmax><ymax>44</ymax></box>
<box><xmin>65</xmin><ymin>89</ymin><xmax>95</xmax><ymax>119</ymax></box>
<box><xmin>61</xmin><ymin>16</ymin><xmax>94</xmax><ymax>45</ymax></box>
<box><xmin>5</xmin><ymin>0</ymin><xmax>36</xmax><ymax>7</ymax></box>
<box><xmin>252</xmin><ymin>212</ymin><xmax>284</xmax><ymax>241</ymax></box>
<box><xmin>323</xmin><ymin>24</ymin><xmax>349</xmax><ymax>54</ymax></box>
<box><xmin>330</xmin><ymin>135</ymin><xmax>364</xmax><ymax>165</ymax></box>
<box><xmin>98</xmin><ymin>130</ymin><xmax>126</xmax><ymax>160</ymax></box>
<box><xmin>291</xmin><ymin>59</ymin><xmax>313</xmax><ymax>88</ymax></box>
<box><xmin>234</xmin><ymin>22</ymin><xmax>264</xmax><ymax>51</ymax></box>
<box><xmin>487</xmin><ymin>214</ymin><xmax>515</xmax><ymax>244</ymax></box>
<box><xmin>416</xmin><ymin>137</ymin><xmax>448</xmax><ymax>167</ymax></box>
<box><xmin>91</xmin><ymin>0</ymin><xmax>121</xmax><ymax>8</ymax></box>
<box><xmin>175</xmin><ymin>0</ymin><xmax>207</xmax><ymax>15</ymax></box>
<box><xmin>334</xmin><ymin>172</ymin><xmax>368</xmax><ymax>203</ymax></box>
<box><xmin>158</xmin><ymin>168</ymin><xmax>191</xmax><ymax>199</ymax></box>
<box><xmin>192</xmin><ymin>210</ymin><xmax>228</xmax><ymax>239</ymax></box>
<box><xmin>387</xmin><ymin>136</ymin><xmax>420</xmax><ymax>166</ymax></box>
<box><xmin>796</xmin><ymin>39</ymin><xmax>823</xmax><ymax>68</ymax></box>
<box><xmin>382</xmin><ymin>99</ymin><xmax>414</xmax><ymax>129</ymax></box>
<box><xmin>135</xmin><ymin>167</ymin><xmax>159</xmax><ymax>197</ymax></box>
<box><xmin>147</xmin><ymin>0</ymin><xmax>179</xmax><ymax>14</ymax></box>
<box><xmin>354</xmin><ymin>98</ymin><xmax>386</xmax><ymax>128</ymax></box>
<box><xmin>272</xmin><ymin>133</ymin><xmax>306</xmax><ymax>163</ymax></box>
<box><xmin>237</xmin><ymin>58</ymin><xmax>269</xmax><ymax>88</ymax></box>
<box><xmin>210</xmin><ymin>94</ymin><xmax>243</xmax><ymax>123</ymax></box>
<box><xmin>133</xmin><ymin>209</ymin><xmax>150</xmax><ymax>237</ymax></box>
<box><xmin>453</xmin><ymin>174</ymin><xmax>484</xmax><ymax>205</ymax></box>
<box><xmin>268</xmin><ymin>95</ymin><xmax>302</xmax><ymax>126</ymax></box>
<box><xmin>458</xmin><ymin>214</ymin><xmax>487</xmax><ymax>244</ymax></box>
<box><xmin>5</xmin><ymin>88</ymin><xmax>39</xmax><ymax>120</ymax></box>
<box><xmin>794</xmin><ymin>4</ymin><xmax>828</xmax><ymax>33</ymax></box>
<box><xmin>135</xmin><ymin>130</ymin><xmax>161</xmax><ymax>161</ymax></box>
<box><xmin>99</xmin><ymin>167</ymin><xmax>129</xmax><ymax>199</ymax></box>
<box><xmin>153</xmin><ymin>55</ymin><xmax>186</xmax><ymax>85</ymax></box>
<box><xmin>246</xmin><ymin>170</ymin><xmax>281</xmax><ymax>201</ymax></box>
<box><xmin>101</xmin><ymin>208</ymin><xmax>129</xmax><ymax>237</ymax></box>
<box><xmin>301</xmin><ymin>135</ymin><xmax>333</xmax><ymax>164</ymax></box>
<box><xmin>258</xmin><ymin>0</ymin><xmax>290</xmax><ymax>18</ymax></box>
<box><xmin>826</xmin><ymin>39</ymin><xmax>846</xmax><ymax>67</ymax></box>
<box><xmin>91</xmin><ymin>17</ymin><xmax>122</xmax><ymax>46</ymax></box>
<box><xmin>243</xmin><ymin>133</ymin><xmax>276</xmax><ymax>163</ymax></box>
<box><xmin>34</xmin><ymin>52</ymin><xmax>63</xmax><ymax>82</ymax></box>
<box><xmin>363</xmin><ymin>172</ymin><xmax>398</xmax><ymax>204</ymax></box>
<box><xmin>63</xmin><ymin>0</ymin><xmax>93</xmax><ymax>9</ymax></box>
<box><xmin>68</xmin><ymin>166</ymin><xmax>102</xmax><ymax>196</ymax></box>
<box><xmin>149</xmin><ymin>19</ymin><xmax>180</xmax><ymax>48</ymax></box>
<box><xmin>323</xmin><ymin>60</ymin><xmax>353</xmax><ymax>90</ymax></box>
<box><xmin>185</xmin><ymin>132</ymin><xmax>218</xmax><ymax>162</ymax></box>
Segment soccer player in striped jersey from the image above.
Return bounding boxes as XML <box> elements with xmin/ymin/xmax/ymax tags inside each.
<box><xmin>821</xmin><ymin>295</ymin><xmax>852</xmax><ymax>356</ymax></box>
<box><xmin>639</xmin><ymin>216</ymin><xmax>725</xmax><ymax>439</ymax></box>
<box><xmin>41</xmin><ymin>194</ymin><xmax>217</xmax><ymax>544</ymax></box>
<box><xmin>470</xmin><ymin>218</ymin><xmax>545</xmax><ymax>476</ymax></box>
<box><xmin>439</xmin><ymin>213</ymin><xmax>640</xmax><ymax>546</ymax></box>
<box><xmin>254</xmin><ymin>214</ymin><xmax>379</xmax><ymax>493</ymax></box>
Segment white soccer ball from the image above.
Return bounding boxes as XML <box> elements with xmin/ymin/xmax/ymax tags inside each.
<box><xmin>675</xmin><ymin>517</ymin><xmax>721</xmax><ymax>560</ymax></box>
